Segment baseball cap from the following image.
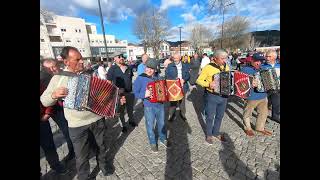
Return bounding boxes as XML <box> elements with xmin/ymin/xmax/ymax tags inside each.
<box><xmin>252</xmin><ymin>53</ymin><xmax>265</xmax><ymax>61</ymax></box>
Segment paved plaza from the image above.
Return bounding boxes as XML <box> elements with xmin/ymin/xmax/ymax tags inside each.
<box><xmin>40</xmin><ymin>72</ymin><xmax>280</xmax><ymax>180</ymax></box>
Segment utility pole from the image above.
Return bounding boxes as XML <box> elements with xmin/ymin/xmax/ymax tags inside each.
<box><xmin>179</xmin><ymin>26</ymin><xmax>182</xmax><ymax>56</ymax></box>
<box><xmin>220</xmin><ymin>2</ymin><xmax>235</xmax><ymax>49</ymax></box>
<box><xmin>98</xmin><ymin>0</ymin><xmax>108</xmax><ymax>59</ymax></box>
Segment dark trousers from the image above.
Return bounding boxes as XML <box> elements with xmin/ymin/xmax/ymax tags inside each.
<box><xmin>40</xmin><ymin>121</ymin><xmax>60</xmax><ymax>169</ymax></box>
<box><xmin>69</xmin><ymin>118</ymin><xmax>107</xmax><ymax>180</ymax></box>
<box><xmin>119</xmin><ymin>92</ymin><xmax>135</xmax><ymax>126</ymax></box>
<box><xmin>269</xmin><ymin>92</ymin><xmax>280</xmax><ymax>120</ymax></box>
<box><xmin>204</xmin><ymin>92</ymin><xmax>228</xmax><ymax>137</ymax></box>
<box><xmin>168</xmin><ymin>97</ymin><xmax>186</xmax><ymax>120</ymax></box>
<box><xmin>51</xmin><ymin>108</ymin><xmax>74</xmax><ymax>154</ymax></box>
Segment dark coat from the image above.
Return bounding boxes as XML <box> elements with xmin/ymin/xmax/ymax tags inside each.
<box><xmin>165</xmin><ymin>62</ymin><xmax>190</xmax><ymax>93</ymax></box>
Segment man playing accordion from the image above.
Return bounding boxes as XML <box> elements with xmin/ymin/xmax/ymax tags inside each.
<box><xmin>196</xmin><ymin>49</ymin><xmax>230</xmax><ymax>144</ymax></box>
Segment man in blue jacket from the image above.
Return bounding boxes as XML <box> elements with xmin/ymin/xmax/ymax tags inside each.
<box><xmin>165</xmin><ymin>53</ymin><xmax>190</xmax><ymax>121</ymax></box>
<box><xmin>133</xmin><ymin>59</ymin><xmax>170</xmax><ymax>152</ymax></box>
<box><xmin>261</xmin><ymin>50</ymin><xmax>280</xmax><ymax>123</ymax></box>
<box><xmin>241</xmin><ymin>53</ymin><xmax>273</xmax><ymax>137</ymax></box>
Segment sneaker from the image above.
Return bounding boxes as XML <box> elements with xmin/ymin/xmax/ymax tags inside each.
<box><xmin>122</xmin><ymin>126</ymin><xmax>128</xmax><ymax>133</ymax></box>
<box><xmin>206</xmin><ymin>136</ymin><xmax>213</xmax><ymax>145</ymax></box>
<box><xmin>101</xmin><ymin>164</ymin><xmax>115</xmax><ymax>176</ymax></box>
<box><xmin>168</xmin><ymin>114</ymin><xmax>176</xmax><ymax>122</ymax></box>
<box><xmin>159</xmin><ymin>140</ymin><xmax>172</xmax><ymax>149</ymax></box>
<box><xmin>129</xmin><ymin>121</ymin><xmax>137</xmax><ymax>127</ymax></box>
<box><xmin>180</xmin><ymin>113</ymin><xmax>187</xmax><ymax>121</ymax></box>
<box><xmin>52</xmin><ymin>164</ymin><xmax>69</xmax><ymax>175</ymax></box>
<box><xmin>150</xmin><ymin>144</ymin><xmax>158</xmax><ymax>153</ymax></box>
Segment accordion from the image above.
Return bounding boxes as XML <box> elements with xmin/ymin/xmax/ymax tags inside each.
<box><xmin>254</xmin><ymin>68</ymin><xmax>280</xmax><ymax>92</ymax></box>
<box><xmin>212</xmin><ymin>71</ymin><xmax>251</xmax><ymax>99</ymax></box>
<box><xmin>64</xmin><ymin>74</ymin><xmax>119</xmax><ymax>118</ymax></box>
<box><xmin>147</xmin><ymin>79</ymin><xmax>184</xmax><ymax>103</ymax></box>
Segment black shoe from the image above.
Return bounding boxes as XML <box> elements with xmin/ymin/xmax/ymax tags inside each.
<box><xmin>168</xmin><ymin>114</ymin><xmax>176</xmax><ymax>122</ymax></box>
<box><xmin>150</xmin><ymin>144</ymin><xmax>158</xmax><ymax>153</ymax></box>
<box><xmin>122</xmin><ymin>126</ymin><xmax>128</xmax><ymax>133</ymax></box>
<box><xmin>129</xmin><ymin>121</ymin><xmax>137</xmax><ymax>127</ymax></box>
<box><xmin>101</xmin><ymin>165</ymin><xmax>115</xmax><ymax>176</ymax></box>
<box><xmin>65</xmin><ymin>152</ymin><xmax>75</xmax><ymax>161</ymax></box>
<box><xmin>52</xmin><ymin>164</ymin><xmax>69</xmax><ymax>175</ymax></box>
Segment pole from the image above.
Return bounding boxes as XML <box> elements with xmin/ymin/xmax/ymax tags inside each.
<box><xmin>98</xmin><ymin>0</ymin><xmax>108</xmax><ymax>59</ymax></box>
<box><xmin>179</xmin><ymin>26</ymin><xmax>182</xmax><ymax>56</ymax></box>
<box><xmin>220</xmin><ymin>2</ymin><xmax>235</xmax><ymax>49</ymax></box>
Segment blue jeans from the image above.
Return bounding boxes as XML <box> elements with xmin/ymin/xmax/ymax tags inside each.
<box><xmin>205</xmin><ymin>92</ymin><xmax>228</xmax><ymax>137</ymax></box>
<box><xmin>144</xmin><ymin>106</ymin><xmax>166</xmax><ymax>145</ymax></box>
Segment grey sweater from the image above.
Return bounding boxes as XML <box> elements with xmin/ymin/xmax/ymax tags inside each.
<box><xmin>40</xmin><ymin>74</ymin><xmax>102</xmax><ymax>128</ymax></box>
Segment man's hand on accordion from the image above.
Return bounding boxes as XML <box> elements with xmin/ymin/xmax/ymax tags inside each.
<box><xmin>209</xmin><ymin>81</ymin><xmax>215</xmax><ymax>90</ymax></box>
<box><xmin>51</xmin><ymin>87</ymin><xmax>68</xmax><ymax>99</ymax></box>
<box><xmin>145</xmin><ymin>89</ymin><xmax>151</xmax><ymax>98</ymax></box>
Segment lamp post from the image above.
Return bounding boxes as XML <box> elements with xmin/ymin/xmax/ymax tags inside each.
<box><xmin>220</xmin><ymin>2</ymin><xmax>235</xmax><ymax>49</ymax></box>
<box><xmin>98</xmin><ymin>0</ymin><xmax>108</xmax><ymax>59</ymax></box>
<box><xmin>179</xmin><ymin>26</ymin><xmax>182</xmax><ymax>56</ymax></box>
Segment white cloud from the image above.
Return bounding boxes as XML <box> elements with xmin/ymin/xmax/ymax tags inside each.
<box><xmin>160</xmin><ymin>0</ymin><xmax>186</xmax><ymax>11</ymax></box>
<box><xmin>191</xmin><ymin>4</ymin><xmax>201</xmax><ymax>15</ymax></box>
<box><xmin>181</xmin><ymin>13</ymin><xmax>196</xmax><ymax>22</ymax></box>
<box><xmin>40</xmin><ymin>0</ymin><xmax>151</xmax><ymax>23</ymax></box>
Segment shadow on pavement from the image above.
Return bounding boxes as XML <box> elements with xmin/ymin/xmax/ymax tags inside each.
<box><xmin>165</xmin><ymin>113</ymin><xmax>193</xmax><ymax>180</ymax></box>
<box><xmin>88</xmin><ymin>101</ymin><xmax>145</xmax><ymax>179</ymax></box>
<box><xmin>187</xmin><ymin>85</ymin><xmax>206</xmax><ymax>137</ymax></box>
<box><xmin>219</xmin><ymin>133</ymin><xmax>256</xmax><ymax>180</ymax></box>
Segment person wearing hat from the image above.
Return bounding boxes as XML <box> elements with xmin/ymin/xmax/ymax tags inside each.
<box><xmin>240</xmin><ymin>53</ymin><xmax>272</xmax><ymax>137</ymax></box>
<box><xmin>107</xmin><ymin>52</ymin><xmax>136</xmax><ymax>133</ymax></box>
<box><xmin>133</xmin><ymin>59</ymin><xmax>170</xmax><ymax>152</ymax></box>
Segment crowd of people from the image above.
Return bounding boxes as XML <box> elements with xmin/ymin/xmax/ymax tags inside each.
<box><xmin>40</xmin><ymin>46</ymin><xmax>280</xmax><ymax>179</ymax></box>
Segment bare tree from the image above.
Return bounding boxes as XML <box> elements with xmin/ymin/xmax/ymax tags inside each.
<box><xmin>133</xmin><ymin>7</ymin><xmax>170</xmax><ymax>58</ymax></box>
<box><xmin>189</xmin><ymin>24</ymin><xmax>214</xmax><ymax>54</ymax></box>
<box><xmin>217</xmin><ymin>16</ymin><xmax>250</xmax><ymax>49</ymax></box>
<box><xmin>246</xmin><ymin>33</ymin><xmax>261</xmax><ymax>50</ymax></box>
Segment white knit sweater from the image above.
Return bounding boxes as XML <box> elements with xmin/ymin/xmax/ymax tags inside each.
<box><xmin>40</xmin><ymin>74</ymin><xmax>102</xmax><ymax>128</ymax></box>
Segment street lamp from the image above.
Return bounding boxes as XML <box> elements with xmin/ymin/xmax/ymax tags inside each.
<box><xmin>220</xmin><ymin>2</ymin><xmax>235</xmax><ymax>49</ymax></box>
<box><xmin>98</xmin><ymin>0</ymin><xmax>109</xmax><ymax>59</ymax></box>
<box><xmin>179</xmin><ymin>26</ymin><xmax>182</xmax><ymax>56</ymax></box>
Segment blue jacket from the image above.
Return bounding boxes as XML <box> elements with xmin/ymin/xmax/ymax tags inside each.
<box><xmin>137</xmin><ymin>63</ymin><xmax>146</xmax><ymax>76</ymax></box>
<box><xmin>261</xmin><ymin>62</ymin><xmax>280</xmax><ymax>71</ymax></box>
<box><xmin>165</xmin><ymin>62</ymin><xmax>190</xmax><ymax>93</ymax></box>
<box><xmin>241</xmin><ymin>66</ymin><xmax>267</xmax><ymax>100</ymax></box>
<box><xmin>133</xmin><ymin>73</ymin><xmax>164</xmax><ymax>108</ymax></box>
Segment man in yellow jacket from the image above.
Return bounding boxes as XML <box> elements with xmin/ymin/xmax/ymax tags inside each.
<box><xmin>196</xmin><ymin>49</ymin><xmax>230</xmax><ymax>144</ymax></box>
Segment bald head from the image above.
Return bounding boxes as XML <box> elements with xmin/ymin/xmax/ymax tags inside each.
<box><xmin>42</xmin><ymin>58</ymin><xmax>60</xmax><ymax>75</ymax></box>
<box><xmin>142</xmin><ymin>54</ymin><xmax>149</xmax><ymax>64</ymax></box>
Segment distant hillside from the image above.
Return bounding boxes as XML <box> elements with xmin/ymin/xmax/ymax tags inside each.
<box><xmin>251</xmin><ymin>30</ymin><xmax>280</xmax><ymax>46</ymax></box>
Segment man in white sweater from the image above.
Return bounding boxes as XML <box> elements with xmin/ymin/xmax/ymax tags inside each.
<box><xmin>41</xmin><ymin>46</ymin><xmax>120</xmax><ymax>180</ymax></box>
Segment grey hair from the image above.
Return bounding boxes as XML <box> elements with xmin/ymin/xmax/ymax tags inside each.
<box><xmin>213</xmin><ymin>49</ymin><xmax>228</xmax><ymax>58</ymax></box>
<box><xmin>266</xmin><ymin>49</ymin><xmax>277</xmax><ymax>57</ymax></box>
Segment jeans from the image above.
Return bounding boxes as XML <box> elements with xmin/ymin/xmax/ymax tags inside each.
<box><xmin>119</xmin><ymin>92</ymin><xmax>135</xmax><ymax>126</ymax></box>
<box><xmin>40</xmin><ymin>121</ymin><xmax>60</xmax><ymax>169</ymax></box>
<box><xmin>269</xmin><ymin>92</ymin><xmax>280</xmax><ymax>120</ymax></box>
<box><xmin>69</xmin><ymin>118</ymin><xmax>107</xmax><ymax>180</ymax></box>
<box><xmin>144</xmin><ymin>106</ymin><xmax>166</xmax><ymax>145</ymax></box>
<box><xmin>243</xmin><ymin>98</ymin><xmax>268</xmax><ymax>131</ymax></box>
<box><xmin>204</xmin><ymin>92</ymin><xmax>228</xmax><ymax>137</ymax></box>
<box><xmin>51</xmin><ymin>107</ymin><xmax>74</xmax><ymax>154</ymax></box>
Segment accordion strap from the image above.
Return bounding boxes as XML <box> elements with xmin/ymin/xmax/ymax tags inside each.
<box><xmin>209</xmin><ymin>63</ymin><xmax>226</xmax><ymax>72</ymax></box>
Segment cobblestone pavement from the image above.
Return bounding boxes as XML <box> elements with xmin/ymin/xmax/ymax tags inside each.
<box><xmin>41</xmin><ymin>71</ymin><xmax>280</xmax><ymax>180</ymax></box>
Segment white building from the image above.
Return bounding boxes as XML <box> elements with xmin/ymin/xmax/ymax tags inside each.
<box><xmin>159</xmin><ymin>41</ymin><xmax>170</xmax><ymax>58</ymax></box>
<box><xmin>127</xmin><ymin>45</ymin><xmax>144</xmax><ymax>61</ymax></box>
<box><xmin>40</xmin><ymin>13</ymin><xmax>129</xmax><ymax>60</ymax></box>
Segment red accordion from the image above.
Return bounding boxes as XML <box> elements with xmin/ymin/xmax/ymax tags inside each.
<box><xmin>147</xmin><ymin>79</ymin><xmax>184</xmax><ymax>103</ymax></box>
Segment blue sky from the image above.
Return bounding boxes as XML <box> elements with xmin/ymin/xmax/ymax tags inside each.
<box><xmin>41</xmin><ymin>0</ymin><xmax>280</xmax><ymax>44</ymax></box>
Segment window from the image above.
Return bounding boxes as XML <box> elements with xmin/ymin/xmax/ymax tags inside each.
<box><xmin>79</xmin><ymin>29</ymin><xmax>81</xmax><ymax>33</ymax></box>
<box><xmin>77</xmin><ymin>40</ymin><xmax>80</xmax><ymax>43</ymax></box>
<box><xmin>96</xmin><ymin>40</ymin><xmax>99</xmax><ymax>43</ymax></box>
<box><xmin>40</xmin><ymin>39</ymin><xmax>45</xmax><ymax>42</ymax></box>
<box><xmin>100</xmin><ymin>41</ymin><xmax>103</xmax><ymax>43</ymax></box>
<box><xmin>75</xmin><ymin>29</ymin><xmax>78</xmax><ymax>32</ymax></box>
<box><xmin>110</xmin><ymin>41</ymin><xmax>112</xmax><ymax>43</ymax></box>
<box><xmin>91</xmin><ymin>40</ymin><xmax>94</xmax><ymax>43</ymax></box>
<box><xmin>66</xmin><ymin>39</ymin><xmax>71</xmax><ymax>42</ymax></box>
<box><xmin>165</xmin><ymin>46</ymin><xmax>167</xmax><ymax>50</ymax></box>
<box><xmin>61</xmin><ymin>28</ymin><xmax>66</xmax><ymax>32</ymax></box>
<box><xmin>82</xmin><ymin>49</ymin><xmax>85</xmax><ymax>52</ymax></box>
